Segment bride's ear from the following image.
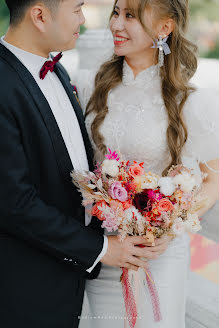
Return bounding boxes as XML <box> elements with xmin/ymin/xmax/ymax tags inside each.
<box><xmin>156</xmin><ymin>18</ymin><xmax>175</xmax><ymax>38</ymax></box>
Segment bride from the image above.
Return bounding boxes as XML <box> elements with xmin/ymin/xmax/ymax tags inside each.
<box><xmin>76</xmin><ymin>0</ymin><xmax>219</xmax><ymax>327</ymax></box>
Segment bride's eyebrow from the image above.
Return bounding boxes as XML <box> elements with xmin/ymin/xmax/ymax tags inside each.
<box><xmin>114</xmin><ymin>6</ymin><xmax>130</xmax><ymax>10</ymax></box>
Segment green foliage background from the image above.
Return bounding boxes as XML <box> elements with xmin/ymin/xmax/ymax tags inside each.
<box><xmin>190</xmin><ymin>0</ymin><xmax>219</xmax><ymax>21</ymax></box>
<box><xmin>0</xmin><ymin>1</ymin><xmax>87</xmax><ymax>35</ymax></box>
<box><xmin>0</xmin><ymin>0</ymin><xmax>218</xmax><ymax>58</ymax></box>
<box><xmin>0</xmin><ymin>0</ymin><xmax>9</xmax><ymax>36</ymax></box>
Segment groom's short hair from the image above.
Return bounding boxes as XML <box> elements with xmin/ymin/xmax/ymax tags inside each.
<box><xmin>5</xmin><ymin>0</ymin><xmax>63</xmax><ymax>26</ymax></box>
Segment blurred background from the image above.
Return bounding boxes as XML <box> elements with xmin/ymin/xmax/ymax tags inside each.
<box><xmin>1</xmin><ymin>0</ymin><xmax>219</xmax><ymax>88</ymax></box>
<box><xmin>0</xmin><ymin>0</ymin><xmax>219</xmax><ymax>326</ymax></box>
<box><xmin>1</xmin><ymin>0</ymin><xmax>219</xmax><ymax>58</ymax></box>
<box><xmin>82</xmin><ymin>0</ymin><xmax>219</xmax><ymax>59</ymax></box>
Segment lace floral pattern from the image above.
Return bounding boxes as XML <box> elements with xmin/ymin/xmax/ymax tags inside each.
<box><xmin>75</xmin><ymin>60</ymin><xmax>219</xmax><ymax>175</ymax></box>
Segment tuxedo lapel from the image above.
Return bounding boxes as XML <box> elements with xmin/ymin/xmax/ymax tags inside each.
<box><xmin>54</xmin><ymin>63</ymin><xmax>94</xmax><ymax>171</ymax></box>
<box><xmin>0</xmin><ymin>44</ymin><xmax>73</xmax><ymax>183</ymax></box>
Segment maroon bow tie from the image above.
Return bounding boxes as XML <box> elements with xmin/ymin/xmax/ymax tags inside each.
<box><xmin>39</xmin><ymin>52</ymin><xmax>63</xmax><ymax>80</ymax></box>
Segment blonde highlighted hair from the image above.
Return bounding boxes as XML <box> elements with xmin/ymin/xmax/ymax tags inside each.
<box><xmin>86</xmin><ymin>0</ymin><xmax>198</xmax><ymax>176</ymax></box>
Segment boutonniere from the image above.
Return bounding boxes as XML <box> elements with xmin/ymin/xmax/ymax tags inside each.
<box><xmin>71</xmin><ymin>84</ymin><xmax>81</xmax><ymax>107</ymax></box>
<box><xmin>71</xmin><ymin>85</ymin><xmax>81</xmax><ymax>107</ymax></box>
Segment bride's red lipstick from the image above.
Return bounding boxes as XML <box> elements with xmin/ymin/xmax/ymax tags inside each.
<box><xmin>114</xmin><ymin>34</ymin><xmax>129</xmax><ymax>46</ymax></box>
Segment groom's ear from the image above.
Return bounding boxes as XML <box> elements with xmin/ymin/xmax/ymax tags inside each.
<box><xmin>29</xmin><ymin>4</ymin><xmax>53</xmax><ymax>33</ymax></box>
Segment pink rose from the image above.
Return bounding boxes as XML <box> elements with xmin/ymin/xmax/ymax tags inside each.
<box><xmin>157</xmin><ymin>198</ymin><xmax>174</xmax><ymax>212</ymax></box>
<box><xmin>109</xmin><ymin>181</ymin><xmax>128</xmax><ymax>202</ymax></box>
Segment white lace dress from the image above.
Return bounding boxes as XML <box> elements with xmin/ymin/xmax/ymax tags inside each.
<box><xmin>76</xmin><ymin>61</ymin><xmax>219</xmax><ymax>328</ymax></box>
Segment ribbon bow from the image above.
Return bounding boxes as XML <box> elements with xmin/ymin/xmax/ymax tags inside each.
<box><xmin>39</xmin><ymin>52</ymin><xmax>63</xmax><ymax>80</ymax></box>
<box><xmin>151</xmin><ymin>36</ymin><xmax>171</xmax><ymax>55</ymax></box>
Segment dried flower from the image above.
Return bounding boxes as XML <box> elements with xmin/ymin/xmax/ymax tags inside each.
<box><xmin>92</xmin><ymin>201</ymin><xmax>107</xmax><ymax>221</ymax></box>
<box><xmin>184</xmin><ymin>213</ymin><xmax>202</xmax><ymax>233</ymax></box>
<box><xmin>173</xmin><ymin>172</ymin><xmax>196</xmax><ymax>193</ymax></box>
<box><xmin>171</xmin><ymin>217</ymin><xmax>185</xmax><ymax>235</ymax></box>
<box><xmin>102</xmin><ymin>159</ymin><xmax>120</xmax><ymax>177</ymax></box>
<box><xmin>158</xmin><ymin>177</ymin><xmax>176</xmax><ymax>196</ymax></box>
<box><xmin>141</xmin><ymin>172</ymin><xmax>159</xmax><ymax>189</ymax></box>
<box><xmin>105</xmin><ymin>148</ymin><xmax>120</xmax><ymax>161</ymax></box>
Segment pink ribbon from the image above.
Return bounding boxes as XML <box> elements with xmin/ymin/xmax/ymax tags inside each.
<box><xmin>145</xmin><ymin>268</ymin><xmax>162</xmax><ymax>322</ymax></box>
<box><xmin>121</xmin><ymin>268</ymin><xmax>138</xmax><ymax>328</ymax></box>
<box><xmin>121</xmin><ymin>267</ymin><xmax>162</xmax><ymax>327</ymax></box>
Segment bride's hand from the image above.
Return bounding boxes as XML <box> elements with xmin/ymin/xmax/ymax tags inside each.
<box><xmin>139</xmin><ymin>234</ymin><xmax>174</xmax><ymax>259</ymax></box>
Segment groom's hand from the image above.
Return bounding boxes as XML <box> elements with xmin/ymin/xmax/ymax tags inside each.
<box><xmin>100</xmin><ymin>235</ymin><xmax>158</xmax><ymax>271</ymax></box>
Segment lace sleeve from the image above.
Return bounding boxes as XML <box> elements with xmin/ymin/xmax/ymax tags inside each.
<box><xmin>71</xmin><ymin>69</ymin><xmax>96</xmax><ymax>115</ymax></box>
<box><xmin>182</xmin><ymin>88</ymin><xmax>219</xmax><ymax>173</ymax></box>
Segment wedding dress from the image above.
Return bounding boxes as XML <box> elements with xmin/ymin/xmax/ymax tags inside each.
<box><xmin>76</xmin><ymin>60</ymin><xmax>219</xmax><ymax>328</ymax></box>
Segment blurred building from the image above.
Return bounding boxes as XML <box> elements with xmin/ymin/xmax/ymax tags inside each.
<box><xmin>83</xmin><ymin>0</ymin><xmax>114</xmax><ymax>29</ymax></box>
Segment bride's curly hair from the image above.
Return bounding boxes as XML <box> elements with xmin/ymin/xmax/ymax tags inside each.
<box><xmin>86</xmin><ymin>0</ymin><xmax>198</xmax><ymax>176</ymax></box>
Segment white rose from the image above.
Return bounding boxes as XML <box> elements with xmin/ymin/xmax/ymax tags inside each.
<box><xmin>141</xmin><ymin>174</ymin><xmax>159</xmax><ymax>189</ymax></box>
<box><xmin>184</xmin><ymin>213</ymin><xmax>202</xmax><ymax>233</ymax></box>
<box><xmin>158</xmin><ymin>177</ymin><xmax>176</xmax><ymax>196</ymax></box>
<box><xmin>171</xmin><ymin>217</ymin><xmax>185</xmax><ymax>236</ymax></box>
<box><xmin>173</xmin><ymin>172</ymin><xmax>196</xmax><ymax>193</ymax></box>
<box><xmin>102</xmin><ymin>159</ymin><xmax>120</xmax><ymax>177</ymax></box>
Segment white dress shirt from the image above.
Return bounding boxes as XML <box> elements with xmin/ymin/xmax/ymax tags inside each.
<box><xmin>0</xmin><ymin>37</ymin><xmax>108</xmax><ymax>273</ymax></box>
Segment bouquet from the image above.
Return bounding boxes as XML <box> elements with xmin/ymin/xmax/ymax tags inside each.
<box><xmin>71</xmin><ymin>149</ymin><xmax>207</xmax><ymax>327</ymax></box>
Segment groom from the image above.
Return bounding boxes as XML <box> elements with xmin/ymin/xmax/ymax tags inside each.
<box><xmin>0</xmin><ymin>1</ymin><xmax>151</xmax><ymax>327</ymax></box>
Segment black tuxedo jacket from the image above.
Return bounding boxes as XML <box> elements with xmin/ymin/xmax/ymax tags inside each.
<box><xmin>0</xmin><ymin>44</ymin><xmax>104</xmax><ymax>328</ymax></box>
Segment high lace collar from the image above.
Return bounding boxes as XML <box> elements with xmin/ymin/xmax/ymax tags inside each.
<box><xmin>122</xmin><ymin>59</ymin><xmax>159</xmax><ymax>88</ymax></box>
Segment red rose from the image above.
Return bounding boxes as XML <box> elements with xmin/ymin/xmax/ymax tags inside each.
<box><xmin>133</xmin><ymin>190</ymin><xmax>151</xmax><ymax>213</ymax></box>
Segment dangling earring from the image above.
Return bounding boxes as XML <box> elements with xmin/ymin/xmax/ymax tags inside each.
<box><xmin>151</xmin><ymin>34</ymin><xmax>171</xmax><ymax>67</ymax></box>
<box><xmin>158</xmin><ymin>35</ymin><xmax>164</xmax><ymax>67</ymax></box>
